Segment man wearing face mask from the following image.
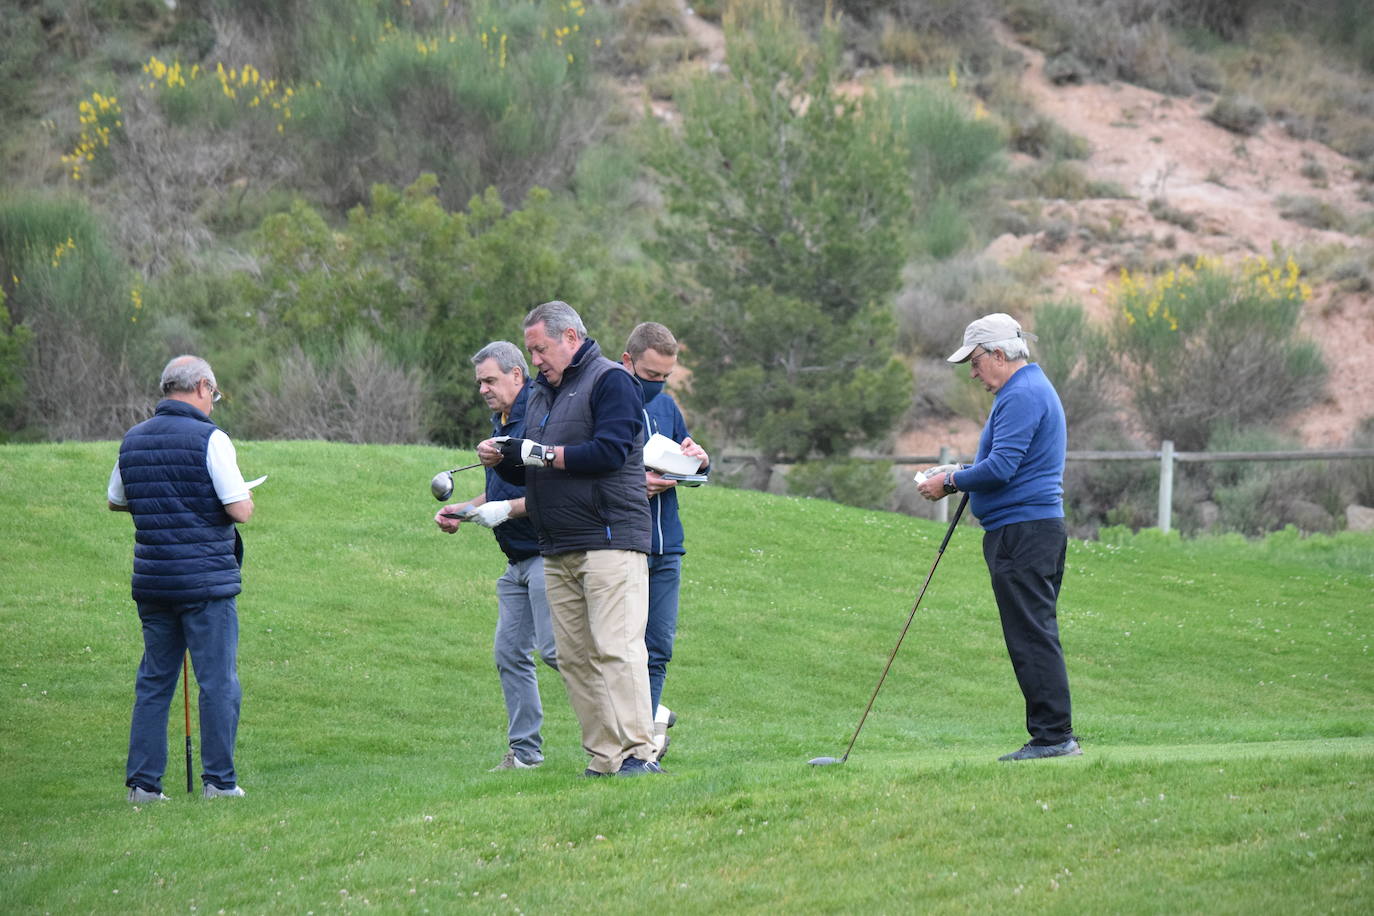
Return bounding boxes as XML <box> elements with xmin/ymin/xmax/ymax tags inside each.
<box><xmin>621</xmin><ymin>322</ymin><xmax>709</xmax><ymax>762</ymax></box>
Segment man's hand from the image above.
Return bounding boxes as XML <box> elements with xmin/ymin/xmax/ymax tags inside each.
<box><xmin>476</xmin><ymin>438</ymin><xmax>505</xmax><ymax>467</ymax></box>
<box><xmin>435</xmin><ymin>503</ymin><xmax>474</xmax><ymax>532</ymax></box>
<box><xmin>646</xmin><ymin>471</ymin><xmax>676</xmax><ymax>498</ymax></box>
<box><xmin>499</xmin><ymin>437</ymin><xmax>556</xmax><ymax>468</ymax></box>
<box><xmin>915</xmin><ymin>465</ymin><xmax>957</xmax><ymax>502</ymax></box>
<box><xmin>681</xmin><ymin>436</ymin><xmax>709</xmax><ymax>471</ymax></box>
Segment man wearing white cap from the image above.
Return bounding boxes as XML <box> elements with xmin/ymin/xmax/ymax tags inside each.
<box><xmin>917</xmin><ymin>313</ymin><xmax>1080</xmax><ymax>761</ymax></box>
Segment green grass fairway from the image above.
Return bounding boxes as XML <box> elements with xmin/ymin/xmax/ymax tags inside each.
<box><xmin>2</xmin><ymin>441</ymin><xmax>1371</xmax><ymax>913</ymax></box>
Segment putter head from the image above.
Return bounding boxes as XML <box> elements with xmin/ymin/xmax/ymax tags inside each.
<box><xmin>807</xmin><ymin>755</ymin><xmax>845</xmax><ymax>766</ymax></box>
<box><xmin>430</xmin><ymin>471</ymin><xmax>454</xmax><ymax>501</ymax></box>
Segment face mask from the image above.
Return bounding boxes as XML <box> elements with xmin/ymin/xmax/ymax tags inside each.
<box><xmin>637</xmin><ymin>376</ymin><xmax>665</xmax><ymax>405</ymax></box>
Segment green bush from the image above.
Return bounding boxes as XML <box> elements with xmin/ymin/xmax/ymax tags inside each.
<box><xmin>785</xmin><ymin>458</ymin><xmax>896</xmax><ymax>511</ymax></box>
<box><xmin>291</xmin><ymin>0</ymin><xmax>612</xmax><ymax>212</ymax></box>
<box><xmin>0</xmin><ymin>194</ymin><xmax>156</xmax><ymax>440</ymax></box>
<box><xmin>240</xmin><ymin>175</ymin><xmax>621</xmax><ymax>444</ymax></box>
<box><xmin>1063</xmin><ymin>436</ymin><xmax>1158</xmax><ymax>538</ymax></box>
<box><xmin>1206</xmin><ymin>94</ymin><xmax>1267</xmax><ymax>135</ymax></box>
<box><xmin>1109</xmin><ymin>254</ymin><xmax>1326</xmax><ymax>451</ymax></box>
<box><xmin>1031</xmin><ymin>301</ymin><xmax>1119</xmax><ymax>442</ymax></box>
<box><xmin>894</xmin><ymin>83</ymin><xmax>1004</xmax><ymax>200</ymax></box>
<box><xmin>1276</xmin><ymin>194</ymin><xmax>1348</xmax><ymax>231</ymax></box>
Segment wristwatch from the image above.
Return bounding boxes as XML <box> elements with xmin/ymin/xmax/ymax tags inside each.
<box><xmin>942</xmin><ymin>471</ymin><xmax>958</xmax><ymax>495</ymax></box>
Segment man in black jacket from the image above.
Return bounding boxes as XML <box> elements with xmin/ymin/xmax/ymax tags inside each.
<box><xmin>478</xmin><ymin>301</ymin><xmax>659</xmax><ymax>776</ymax></box>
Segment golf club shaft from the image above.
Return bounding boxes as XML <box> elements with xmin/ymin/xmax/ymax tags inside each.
<box><xmin>837</xmin><ymin>492</ymin><xmax>969</xmax><ymax>762</ymax></box>
<box><xmin>183</xmin><ymin>651</ymin><xmax>193</xmax><ymax>794</ymax></box>
<box><xmin>448</xmin><ymin>462</ymin><xmax>482</xmax><ymax>474</ymax></box>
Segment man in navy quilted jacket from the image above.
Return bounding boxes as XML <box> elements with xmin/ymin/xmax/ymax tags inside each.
<box><xmin>108</xmin><ymin>355</ymin><xmax>255</xmax><ymax>802</ymax></box>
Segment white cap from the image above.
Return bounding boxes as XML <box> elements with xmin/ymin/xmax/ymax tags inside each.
<box><xmin>946</xmin><ymin>313</ymin><xmax>1038</xmax><ymax>363</ymax></box>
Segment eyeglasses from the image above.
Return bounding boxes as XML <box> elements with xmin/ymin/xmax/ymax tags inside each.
<box><xmin>202</xmin><ymin>380</ymin><xmax>223</xmax><ymax>403</ymax></box>
<box><xmin>969</xmin><ymin>347</ymin><xmax>994</xmax><ymax>369</ymax></box>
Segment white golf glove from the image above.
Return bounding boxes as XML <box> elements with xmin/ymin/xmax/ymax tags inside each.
<box><xmin>498</xmin><ymin>436</ymin><xmax>556</xmax><ymax>468</ymax></box>
<box><xmin>469</xmin><ymin>500</ymin><xmax>512</xmax><ymax>528</ymax></box>
<box><xmin>914</xmin><ymin>464</ymin><xmax>959</xmax><ymax>485</ymax></box>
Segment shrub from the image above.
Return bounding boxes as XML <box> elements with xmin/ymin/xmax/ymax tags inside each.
<box><xmin>1031</xmin><ymin>301</ymin><xmax>1120</xmax><ymax>442</ymax></box>
<box><xmin>894</xmin><ymin>255</ymin><xmax>1006</xmax><ymax>358</ymax></box>
<box><xmin>240</xmin><ymin>333</ymin><xmax>427</xmax><ymax>444</ymax></box>
<box><xmin>241</xmin><ymin>175</ymin><xmax>622</xmax><ymax>445</ymax></box>
<box><xmin>1206</xmin><ymin>94</ymin><xmax>1267</xmax><ymax>135</ymax></box>
<box><xmin>0</xmin><ymin>194</ymin><xmax>156</xmax><ymax>440</ymax></box>
<box><xmin>1148</xmin><ymin>196</ymin><xmax>1198</xmax><ymax>232</ymax></box>
<box><xmin>785</xmin><ymin>458</ymin><xmax>896</xmax><ymax>512</ymax></box>
<box><xmin>290</xmin><ymin>0</ymin><xmax>612</xmax><ymax>212</ymax></box>
<box><xmin>1004</xmin><ymin>0</ymin><xmax>1200</xmax><ymax>95</ymax></box>
<box><xmin>1276</xmin><ymin>195</ymin><xmax>1348</xmax><ymax>231</ymax></box>
<box><xmin>1109</xmin><ymin>254</ymin><xmax>1326</xmax><ymax>451</ymax></box>
<box><xmin>1062</xmin><ymin>436</ymin><xmax>1158</xmax><ymax>538</ymax></box>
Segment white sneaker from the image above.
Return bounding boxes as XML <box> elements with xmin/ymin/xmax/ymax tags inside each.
<box><xmin>127</xmin><ymin>786</ymin><xmax>169</xmax><ymax>803</ymax></box>
<box><xmin>652</xmin><ymin>705</ymin><xmax>676</xmax><ymax>762</ymax></box>
<box><xmin>202</xmin><ymin>784</ymin><xmax>246</xmax><ymax>798</ymax></box>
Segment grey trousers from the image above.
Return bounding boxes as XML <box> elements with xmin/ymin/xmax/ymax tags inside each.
<box><xmin>494</xmin><ymin>555</ymin><xmax>559</xmax><ymax>763</ymax></box>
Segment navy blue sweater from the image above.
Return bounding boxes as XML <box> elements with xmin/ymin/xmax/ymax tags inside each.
<box><xmin>951</xmin><ymin>363</ymin><xmax>1065</xmax><ymax>531</ymax></box>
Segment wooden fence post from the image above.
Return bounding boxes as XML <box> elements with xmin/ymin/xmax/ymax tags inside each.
<box><xmin>1158</xmin><ymin>439</ymin><xmax>1174</xmax><ymax>533</ymax></box>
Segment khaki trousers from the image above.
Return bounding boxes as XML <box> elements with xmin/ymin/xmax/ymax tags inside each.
<box><xmin>543</xmin><ymin>549</ymin><xmax>654</xmax><ymax>773</ymax></box>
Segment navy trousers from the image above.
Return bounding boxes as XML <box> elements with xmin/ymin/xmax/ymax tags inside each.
<box><xmin>982</xmin><ymin>518</ymin><xmax>1073</xmax><ymax>745</ymax></box>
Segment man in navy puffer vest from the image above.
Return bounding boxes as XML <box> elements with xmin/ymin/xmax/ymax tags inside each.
<box><xmin>479</xmin><ymin>301</ymin><xmax>659</xmax><ymax>777</ymax></box>
<box><xmin>108</xmin><ymin>355</ymin><xmax>255</xmax><ymax>801</ymax></box>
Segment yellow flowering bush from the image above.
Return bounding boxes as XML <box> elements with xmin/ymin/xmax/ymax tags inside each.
<box><xmin>142</xmin><ymin>54</ymin><xmax>297</xmax><ymax>132</ymax></box>
<box><xmin>59</xmin><ymin>92</ymin><xmax>123</xmax><ymax>181</ymax></box>
<box><xmin>1110</xmin><ymin>254</ymin><xmax>1325</xmax><ymax>449</ymax></box>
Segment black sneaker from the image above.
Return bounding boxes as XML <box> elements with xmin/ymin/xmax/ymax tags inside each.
<box><xmin>998</xmin><ymin>738</ymin><xmax>1083</xmax><ymax>761</ymax></box>
<box><xmin>581</xmin><ymin>767</ymin><xmax>613</xmax><ymax>778</ymax></box>
<box><xmin>616</xmin><ymin>757</ymin><xmax>664</xmax><ymax>777</ymax></box>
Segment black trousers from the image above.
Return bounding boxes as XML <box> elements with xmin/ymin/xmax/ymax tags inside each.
<box><xmin>983</xmin><ymin>518</ymin><xmax>1073</xmax><ymax>745</ymax></box>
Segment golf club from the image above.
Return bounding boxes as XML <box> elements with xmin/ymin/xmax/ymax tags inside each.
<box><xmin>430</xmin><ymin>462</ymin><xmax>483</xmax><ymax>501</ymax></box>
<box><xmin>183</xmin><ymin>651</ymin><xmax>193</xmax><ymax>793</ymax></box>
<box><xmin>809</xmin><ymin>491</ymin><xmax>970</xmax><ymax>767</ymax></box>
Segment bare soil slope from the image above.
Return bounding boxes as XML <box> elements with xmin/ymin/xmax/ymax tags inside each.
<box><xmin>650</xmin><ymin>8</ymin><xmax>1374</xmax><ymax>455</ymax></box>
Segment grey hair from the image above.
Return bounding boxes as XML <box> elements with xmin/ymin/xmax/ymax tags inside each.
<box><xmin>983</xmin><ymin>337</ymin><xmax>1030</xmax><ymax>361</ymax></box>
<box><xmin>159</xmin><ymin>355</ymin><xmax>216</xmax><ymax>394</ymax></box>
<box><xmin>471</xmin><ymin>340</ymin><xmax>529</xmax><ymax>378</ymax></box>
<box><xmin>523</xmin><ymin>300</ymin><xmax>586</xmax><ymax>340</ymax></box>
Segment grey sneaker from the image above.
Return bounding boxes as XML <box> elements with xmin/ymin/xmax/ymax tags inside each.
<box><xmin>127</xmin><ymin>786</ymin><xmax>169</xmax><ymax>803</ymax></box>
<box><xmin>998</xmin><ymin>738</ymin><xmax>1083</xmax><ymax>761</ymax></box>
<box><xmin>489</xmin><ymin>751</ymin><xmax>540</xmax><ymax>771</ymax></box>
<box><xmin>202</xmin><ymin>783</ymin><xmax>246</xmax><ymax>798</ymax></box>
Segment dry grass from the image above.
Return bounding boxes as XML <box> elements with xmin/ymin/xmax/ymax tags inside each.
<box><xmin>1215</xmin><ymin>28</ymin><xmax>1374</xmax><ymax>160</ymax></box>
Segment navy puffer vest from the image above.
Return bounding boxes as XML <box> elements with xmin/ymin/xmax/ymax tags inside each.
<box><xmin>524</xmin><ymin>344</ymin><xmax>651</xmax><ymax>556</ymax></box>
<box><xmin>118</xmin><ymin>400</ymin><xmax>241</xmax><ymax>604</ymax></box>
<box><xmin>486</xmin><ymin>382</ymin><xmax>540</xmax><ymax>563</ymax></box>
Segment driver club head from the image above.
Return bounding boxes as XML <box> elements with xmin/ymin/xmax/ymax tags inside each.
<box><xmin>430</xmin><ymin>471</ymin><xmax>454</xmax><ymax>501</ymax></box>
<box><xmin>807</xmin><ymin>755</ymin><xmax>845</xmax><ymax>766</ymax></box>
